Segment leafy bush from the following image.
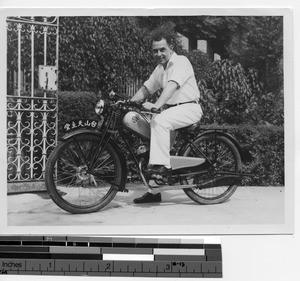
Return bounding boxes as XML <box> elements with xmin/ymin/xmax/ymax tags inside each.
<box><xmin>57</xmin><ymin>91</ymin><xmax>98</xmax><ymax>139</ymax></box>
<box><xmin>193</xmin><ymin>124</ymin><xmax>284</xmax><ymax>186</ymax></box>
<box><xmin>233</xmin><ymin>124</ymin><xmax>284</xmax><ymax>186</ymax></box>
<box><xmin>194</xmin><ymin>59</ymin><xmax>283</xmax><ymax>126</ymax></box>
<box><xmin>59</xmin><ymin>17</ymin><xmax>154</xmax><ymax>95</ymax></box>
<box><xmin>183</xmin><ymin>49</ymin><xmax>212</xmax><ymax>85</ymax></box>
<box><xmin>198</xmin><ymin>59</ymin><xmax>256</xmax><ymax>124</ymax></box>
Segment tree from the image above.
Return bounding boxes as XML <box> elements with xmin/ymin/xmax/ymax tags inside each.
<box><xmin>59</xmin><ymin>17</ymin><xmax>154</xmax><ymax>94</ymax></box>
<box><xmin>228</xmin><ymin>16</ymin><xmax>283</xmax><ymax>94</ymax></box>
<box><xmin>176</xmin><ymin>16</ymin><xmax>284</xmax><ymax>125</ymax></box>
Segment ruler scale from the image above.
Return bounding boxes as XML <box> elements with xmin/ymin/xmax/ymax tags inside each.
<box><xmin>0</xmin><ymin>236</ymin><xmax>222</xmax><ymax>278</ymax></box>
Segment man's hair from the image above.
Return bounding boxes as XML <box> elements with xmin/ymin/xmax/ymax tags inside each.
<box><xmin>150</xmin><ymin>22</ymin><xmax>177</xmax><ymax>47</ymax></box>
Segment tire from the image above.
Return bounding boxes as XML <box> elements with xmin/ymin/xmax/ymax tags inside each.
<box><xmin>45</xmin><ymin>134</ymin><xmax>123</xmax><ymax>214</ymax></box>
<box><xmin>182</xmin><ymin>134</ymin><xmax>242</xmax><ymax>204</ymax></box>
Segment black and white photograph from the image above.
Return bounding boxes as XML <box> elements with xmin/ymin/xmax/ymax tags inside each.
<box><xmin>1</xmin><ymin>9</ymin><xmax>293</xmax><ymax>235</ymax></box>
<box><xmin>0</xmin><ymin>1</ymin><xmax>298</xmax><ymax>281</ymax></box>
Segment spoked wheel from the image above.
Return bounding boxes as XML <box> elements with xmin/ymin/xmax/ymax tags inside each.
<box><xmin>182</xmin><ymin>134</ymin><xmax>242</xmax><ymax>204</ymax></box>
<box><xmin>45</xmin><ymin>134</ymin><xmax>123</xmax><ymax>214</ymax></box>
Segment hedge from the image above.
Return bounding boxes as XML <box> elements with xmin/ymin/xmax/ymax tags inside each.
<box><xmin>57</xmin><ymin>91</ymin><xmax>99</xmax><ymax>139</ymax></box>
<box><xmin>192</xmin><ymin>124</ymin><xmax>285</xmax><ymax>186</ymax></box>
<box><xmin>57</xmin><ymin>92</ymin><xmax>284</xmax><ymax>186</ymax></box>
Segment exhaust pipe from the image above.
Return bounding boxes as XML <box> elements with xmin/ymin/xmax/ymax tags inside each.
<box><xmin>145</xmin><ymin>175</ymin><xmax>242</xmax><ymax>192</ymax></box>
<box><xmin>197</xmin><ymin>175</ymin><xmax>241</xmax><ymax>189</ymax></box>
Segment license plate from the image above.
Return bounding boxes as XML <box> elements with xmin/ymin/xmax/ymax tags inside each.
<box><xmin>63</xmin><ymin>119</ymin><xmax>99</xmax><ymax>132</ymax></box>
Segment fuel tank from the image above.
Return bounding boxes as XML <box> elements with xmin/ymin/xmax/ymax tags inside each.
<box><xmin>122</xmin><ymin>111</ymin><xmax>151</xmax><ymax>139</ymax></box>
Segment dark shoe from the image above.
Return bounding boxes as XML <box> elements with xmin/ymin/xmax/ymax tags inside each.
<box><xmin>133</xmin><ymin>192</ymin><xmax>161</xmax><ymax>204</ymax></box>
<box><xmin>146</xmin><ymin>164</ymin><xmax>172</xmax><ymax>175</ymax></box>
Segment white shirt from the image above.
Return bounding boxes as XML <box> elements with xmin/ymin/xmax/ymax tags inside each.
<box><xmin>143</xmin><ymin>52</ymin><xmax>200</xmax><ymax>105</ymax></box>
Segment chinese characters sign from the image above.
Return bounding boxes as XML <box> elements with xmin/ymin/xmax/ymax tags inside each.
<box><xmin>64</xmin><ymin>119</ymin><xmax>98</xmax><ymax>132</ymax></box>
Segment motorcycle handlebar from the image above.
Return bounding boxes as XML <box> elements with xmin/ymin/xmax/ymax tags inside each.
<box><xmin>122</xmin><ymin>101</ymin><xmax>161</xmax><ymax>114</ymax></box>
<box><xmin>109</xmin><ymin>93</ymin><xmax>162</xmax><ymax>113</ymax></box>
<box><xmin>126</xmin><ymin>102</ymin><xmax>161</xmax><ymax>114</ymax></box>
<box><xmin>150</xmin><ymin>107</ymin><xmax>160</xmax><ymax>113</ymax></box>
<box><xmin>125</xmin><ymin>101</ymin><xmax>143</xmax><ymax>109</ymax></box>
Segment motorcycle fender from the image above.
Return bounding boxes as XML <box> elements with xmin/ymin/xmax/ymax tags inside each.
<box><xmin>179</xmin><ymin>130</ymin><xmax>252</xmax><ymax>163</ymax></box>
<box><xmin>61</xmin><ymin>129</ymin><xmax>128</xmax><ymax>191</ymax></box>
<box><xmin>62</xmin><ymin>128</ymin><xmax>100</xmax><ymax>141</ymax></box>
<box><xmin>200</xmin><ymin>130</ymin><xmax>253</xmax><ymax>163</ymax></box>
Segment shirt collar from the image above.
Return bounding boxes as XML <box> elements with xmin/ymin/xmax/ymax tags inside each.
<box><xmin>159</xmin><ymin>52</ymin><xmax>178</xmax><ymax>70</ymax></box>
<box><xmin>166</xmin><ymin>52</ymin><xmax>177</xmax><ymax>68</ymax></box>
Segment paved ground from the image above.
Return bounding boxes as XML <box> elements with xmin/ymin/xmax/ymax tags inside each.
<box><xmin>7</xmin><ymin>184</ymin><xmax>284</xmax><ymax>228</ymax></box>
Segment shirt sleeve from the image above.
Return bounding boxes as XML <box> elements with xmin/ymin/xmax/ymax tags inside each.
<box><xmin>143</xmin><ymin>66</ymin><xmax>161</xmax><ymax>94</ymax></box>
<box><xmin>168</xmin><ymin>56</ymin><xmax>193</xmax><ymax>87</ymax></box>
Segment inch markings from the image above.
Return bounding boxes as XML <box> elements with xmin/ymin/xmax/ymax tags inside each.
<box><xmin>0</xmin><ymin>236</ymin><xmax>222</xmax><ymax>278</ymax></box>
<box><xmin>0</xmin><ymin>258</ymin><xmax>222</xmax><ymax>277</ymax></box>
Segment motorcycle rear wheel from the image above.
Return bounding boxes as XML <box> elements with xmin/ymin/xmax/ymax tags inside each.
<box><xmin>45</xmin><ymin>134</ymin><xmax>123</xmax><ymax>214</ymax></box>
<box><xmin>181</xmin><ymin>134</ymin><xmax>242</xmax><ymax>204</ymax></box>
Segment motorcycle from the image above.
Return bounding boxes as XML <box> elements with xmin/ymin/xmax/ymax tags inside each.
<box><xmin>45</xmin><ymin>91</ymin><xmax>252</xmax><ymax>214</ymax></box>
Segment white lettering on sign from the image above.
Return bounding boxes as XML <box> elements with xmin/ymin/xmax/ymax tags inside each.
<box><xmin>64</xmin><ymin>120</ymin><xmax>98</xmax><ymax>132</ymax></box>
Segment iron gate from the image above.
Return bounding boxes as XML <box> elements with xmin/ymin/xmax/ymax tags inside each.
<box><xmin>6</xmin><ymin>16</ymin><xmax>59</xmax><ymax>193</ymax></box>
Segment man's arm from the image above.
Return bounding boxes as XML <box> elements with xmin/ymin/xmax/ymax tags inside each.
<box><xmin>142</xmin><ymin>81</ymin><xmax>178</xmax><ymax>110</ymax></box>
<box><xmin>154</xmin><ymin>81</ymin><xmax>178</xmax><ymax>108</ymax></box>
<box><xmin>130</xmin><ymin>85</ymin><xmax>150</xmax><ymax>103</ymax></box>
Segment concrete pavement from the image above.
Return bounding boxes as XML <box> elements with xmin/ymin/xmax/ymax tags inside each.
<box><xmin>7</xmin><ymin>184</ymin><xmax>284</xmax><ymax>227</ymax></box>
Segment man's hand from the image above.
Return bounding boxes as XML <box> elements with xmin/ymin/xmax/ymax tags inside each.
<box><xmin>142</xmin><ymin>102</ymin><xmax>157</xmax><ymax>111</ymax></box>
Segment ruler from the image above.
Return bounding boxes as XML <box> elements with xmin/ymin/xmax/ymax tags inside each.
<box><xmin>0</xmin><ymin>236</ymin><xmax>222</xmax><ymax>278</ymax></box>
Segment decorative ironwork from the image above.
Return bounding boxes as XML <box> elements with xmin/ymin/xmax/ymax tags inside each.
<box><xmin>6</xmin><ymin>16</ymin><xmax>59</xmax><ymax>185</ymax></box>
<box><xmin>7</xmin><ymin>96</ymin><xmax>57</xmax><ymax>182</ymax></box>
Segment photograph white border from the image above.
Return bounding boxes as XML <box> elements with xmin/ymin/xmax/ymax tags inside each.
<box><xmin>0</xmin><ymin>7</ymin><xmax>293</xmax><ymax>235</ymax></box>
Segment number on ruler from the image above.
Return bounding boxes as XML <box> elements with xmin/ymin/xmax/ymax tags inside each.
<box><xmin>172</xmin><ymin>262</ymin><xmax>185</xmax><ymax>267</ymax></box>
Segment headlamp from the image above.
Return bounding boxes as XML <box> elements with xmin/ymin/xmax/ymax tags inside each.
<box><xmin>95</xmin><ymin>99</ymin><xmax>105</xmax><ymax>115</ymax></box>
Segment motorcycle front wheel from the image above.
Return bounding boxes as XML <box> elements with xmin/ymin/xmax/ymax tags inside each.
<box><xmin>181</xmin><ymin>134</ymin><xmax>242</xmax><ymax>204</ymax></box>
<box><xmin>45</xmin><ymin>134</ymin><xmax>123</xmax><ymax>214</ymax></box>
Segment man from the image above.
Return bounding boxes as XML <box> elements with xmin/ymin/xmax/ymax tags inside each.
<box><xmin>130</xmin><ymin>31</ymin><xmax>203</xmax><ymax>204</ymax></box>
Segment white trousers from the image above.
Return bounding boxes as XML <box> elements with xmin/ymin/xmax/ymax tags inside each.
<box><xmin>149</xmin><ymin>103</ymin><xmax>203</xmax><ymax>168</ymax></box>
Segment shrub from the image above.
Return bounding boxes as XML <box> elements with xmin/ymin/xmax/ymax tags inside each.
<box><xmin>235</xmin><ymin>124</ymin><xmax>284</xmax><ymax>186</ymax></box>
<box><xmin>193</xmin><ymin>124</ymin><xmax>284</xmax><ymax>186</ymax></box>
<box><xmin>59</xmin><ymin>17</ymin><xmax>154</xmax><ymax>94</ymax></box>
<box><xmin>182</xmin><ymin>49</ymin><xmax>212</xmax><ymax>83</ymax></box>
<box><xmin>198</xmin><ymin>59</ymin><xmax>256</xmax><ymax>125</ymax></box>
<box><xmin>57</xmin><ymin>91</ymin><xmax>98</xmax><ymax>139</ymax></box>
<box><xmin>194</xmin><ymin>58</ymin><xmax>283</xmax><ymax>127</ymax></box>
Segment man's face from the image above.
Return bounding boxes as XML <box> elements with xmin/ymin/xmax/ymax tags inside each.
<box><xmin>152</xmin><ymin>38</ymin><xmax>173</xmax><ymax>67</ymax></box>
